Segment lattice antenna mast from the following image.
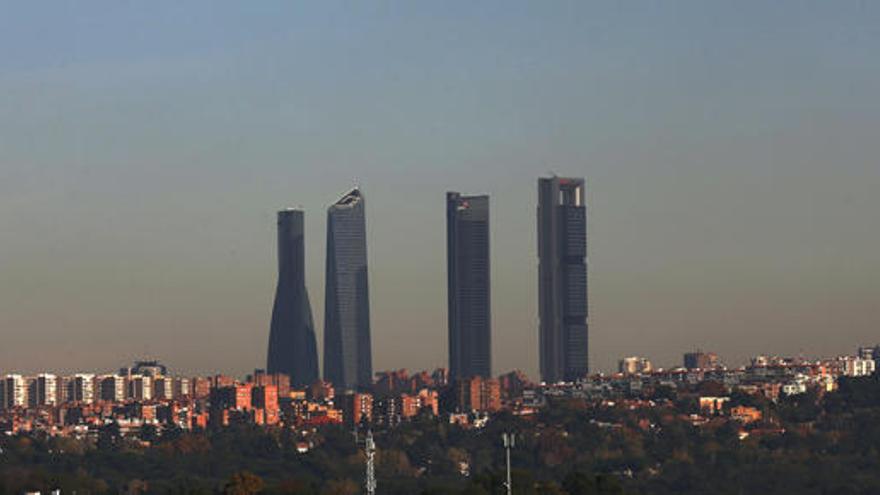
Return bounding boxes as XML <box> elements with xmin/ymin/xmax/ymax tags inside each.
<box><xmin>502</xmin><ymin>432</ymin><xmax>516</xmax><ymax>495</ymax></box>
<box><xmin>365</xmin><ymin>429</ymin><xmax>377</xmax><ymax>495</ymax></box>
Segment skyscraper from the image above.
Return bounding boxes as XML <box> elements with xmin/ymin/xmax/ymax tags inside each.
<box><xmin>267</xmin><ymin>209</ymin><xmax>319</xmax><ymax>389</ymax></box>
<box><xmin>538</xmin><ymin>176</ymin><xmax>588</xmax><ymax>383</ymax></box>
<box><xmin>323</xmin><ymin>188</ymin><xmax>373</xmax><ymax>390</ymax></box>
<box><xmin>447</xmin><ymin>192</ymin><xmax>491</xmax><ymax>380</ymax></box>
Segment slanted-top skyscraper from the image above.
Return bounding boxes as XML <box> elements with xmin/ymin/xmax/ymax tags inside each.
<box><xmin>538</xmin><ymin>176</ymin><xmax>588</xmax><ymax>383</ymax></box>
<box><xmin>447</xmin><ymin>192</ymin><xmax>491</xmax><ymax>380</ymax></box>
<box><xmin>267</xmin><ymin>209</ymin><xmax>319</xmax><ymax>389</ymax></box>
<box><xmin>323</xmin><ymin>188</ymin><xmax>373</xmax><ymax>390</ymax></box>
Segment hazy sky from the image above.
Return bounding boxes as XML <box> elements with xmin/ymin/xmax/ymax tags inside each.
<box><xmin>1</xmin><ymin>2</ymin><xmax>878</xmax><ymax>379</ymax></box>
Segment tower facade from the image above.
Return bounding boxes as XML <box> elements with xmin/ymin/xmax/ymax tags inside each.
<box><xmin>447</xmin><ymin>192</ymin><xmax>491</xmax><ymax>380</ymax></box>
<box><xmin>323</xmin><ymin>189</ymin><xmax>373</xmax><ymax>390</ymax></box>
<box><xmin>267</xmin><ymin>209</ymin><xmax>319</xmax><ymax>389</ymax></box>
<box><xmin>538</xmin><ymin>176</ymin><xmax>588</xmax><ymax>383</ymax></box>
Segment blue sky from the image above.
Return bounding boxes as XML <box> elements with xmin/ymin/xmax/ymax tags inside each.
<box><xmin>0</xmin><ymin>2</ymin><xmax>878</xmax><ymax>378</ymax></box>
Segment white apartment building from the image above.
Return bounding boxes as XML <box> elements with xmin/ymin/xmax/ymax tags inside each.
<box><xmin>3</xmin><ymin>374</ymin><xmax>27</xmax><ymax>408</ymax></box>
<box><xmin>842</xmin><ymin>356</ymin><xmax>876</xmax><ymax>377</ymax></box>
<box><xmin>128</xmin><ymin>375</ymin><xmax>153</xmax><ymax>401</ymax></box>
<box><xmin>35</xmin><ymin>374</ymin><xmax>58</xmax><ymax>406</ymax></box>
<box><xmin>173</xmin><ymin>377</ymin><xmax>191</xmax><ymax>398</ymax></box>
<box><xmin>99</xmin><ymin>375</ymin><xmax>127</xmax><ymax>402</ymax></box>
<box><xmin>618</xmin><ymin>356</ymin><xmax>653</xmax><ymax>375</ymax></box>
<box><xmin>68</xmin><ymin>374</ymin><xmax>96</xmax><ymax>403</ymax></box>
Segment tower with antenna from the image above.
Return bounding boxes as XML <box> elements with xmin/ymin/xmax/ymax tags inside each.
<box><xmin>502</xmin><ymin>432</ymin><xmax>515</xmax><ymax>495</ymax></box>
<box><xmin>364</xmin><ymin>429</ymin><xmax>377</xmax><ymax>495</ymax></box>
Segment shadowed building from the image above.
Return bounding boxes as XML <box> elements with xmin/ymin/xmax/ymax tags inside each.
<box><xmin>538</xmin><ymin>176</ymin><xmax>588</xmax><ymax>383</ymax></box>
<box><xmin>684</xmin><ymin>351</ymin><xmax>719</xmax><ymax>370</ymax></box>
<box><xmin>267</xmin><ymin>209</ymin><xmax>319</xmax><ymax>389</ymax></box>
<box><xmin>446</xmin><ymin>192</ymin><xmax>491</xmax><ymax>380</ymax></box>
<box><xmin>323</xmin><ymin>189</ymin><xmax>373</xmax><ymax>391</ymax></box>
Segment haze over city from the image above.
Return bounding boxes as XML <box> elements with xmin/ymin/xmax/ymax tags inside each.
<box><xmin>1</xmin><ymin>2</ymin><xmax>878</xmax><ymax>379</ymax></box>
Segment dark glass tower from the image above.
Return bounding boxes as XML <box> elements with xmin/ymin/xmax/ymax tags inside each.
<box><xmin>538</xmin><ymin>176</ymin><xmax>588</xmax><ymax>383</ymax></box>
<box><xmin>323</xmin><ymin>188</ymin><xmax>373</xmax><ymax>390</ymax></box>
<box><xmin>267</xmin><ymin>209</ymin><xmax>319</xmax><ymax>389</ymax></box>
<box><xmin>447</xmin><ymin>192</ymin><xmax>491</xmax><ymax>380</ymax></box>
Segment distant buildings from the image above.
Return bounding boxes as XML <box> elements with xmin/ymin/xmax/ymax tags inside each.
<box><xmin>339</xmin><ymin>391</ymin><xmax>373</xmax><ymax>427</ymax></box>
<box><xmin>858</xmin><ymin>345</ymin><xmax>879</xmax><ymax>361</ymax></box>
<box><xmin>2</xmin><ymin>374</ymin><xmax>26</xmax><ymax>409</ymax></box>
<box><xmin>121</xmin><ymin>360</ymin><xmax>167</xmax><ymax>377</ymax></box>
<box><xmin>258</xmin><ymin>177</ymin><xmax>593</xmax><ymax>387</ymax></box>
<box><xmin>454</xmin><ymin>376</ymin><xmax>501</xmax><ymax>413</ymax></box>
<box><xmin>128</xmin><ymin>375</ymin><xmax>151</xmax><ymax>401</ymax></box>
<box><xmin>210</xmin><ymin>383</ymin><xmax>281</xmax><ymax>426</ymax></box>
<box><xmin>538</xmin><ymin>176</ymin><xmax>589</xmax><ymax>383</ymax></box>
<box><xmin>730</xmin><ymin>405</ymin><xmax>762</xmax><ymax>424</ymax></box>
<box><xmin>323</xmin><ymin>188</ymin><xmax>373</xmax><ymax>391</ymax></box>
<box><xmin>498</xmin><ymin>370</ymin><xmax>530</xmax><ymax>400</ymax></box>
<box><xmin>2</xmin><ymin>342</ymin><xmax>879</xmax><ymax>439</ymax></box>
<box><xmin>372</xmin><ymin>368</ymin><xmax>447</xmax><ymax>399</ymax></box>
<box><xmin>699</xmin><ymin>396</ymin><xmax>729</xmax><ymax>416</ymax></box>
<box><xmin>684</xmin><ymin>351</ymin><xmax>720</xmax><ymax>370</ymax></box>
<box><xmin>446</xmin><ymin>192</ymin><xmax>492</xmax><ymax>380</ymax></box>
<box><xmin>251</xmin><ymin>385</ymin><xmax>280</xmax><ymax>425</ymax></box>
<box><xmin>33</xmin><ymin>374</ymin><xmax>58</xmax><ymax>407</ymax></box>
<box><xmin>619</xmin><ymin>357</ymin><xmax>653</xmax><ymax>375</ymax></box>
<box><xmin>100</xmin><ymin>375</ymin><xmax>126</xmax><ymax>402</ymax></box>
<box><xmin>373</xmin><ymin>369</ymin><xmax>411</xmax><ymax>397</ymax></box>
<box><xmin>248</xmin><ymin>369</ymin><xmax>291</xmax><ymax>399</ymax></box>
<box><xmin>267</xmin><ymin>209</ymin><xmax>319</xmax><ymax>388</ymax></box>
<box><xmin>858</xmin><ymin>345</ymin><xmax>880</xmax><ymax>372</ymax></box>
<box><xmin>68</xmin><ymin>374</ymin><xmax>95</xmax><ymax>403</ymax></box>
<box><xmin>841</xmin><ymin>356</ymin><xmax>875</xmax><ymax>377</ymax></box>
<box><xmin>153</xmin><ymin>376</ymin><xmax>174</xmax><ymax>400</ymax></box>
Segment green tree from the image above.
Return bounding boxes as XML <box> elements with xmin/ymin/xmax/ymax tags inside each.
<box><xmin>139</xmin><ymin>424</ymin><xmax>158</xmax><ymax>443</ymax></box>
<box><xmin>223</xmin><ymin>471</ymin><xmax>264</xmax><ymax>495</ymax></box>
<box><xmin>320</xmin><ymin>479</ymin><xmax>359</xmax><ymax>495</ymax></box>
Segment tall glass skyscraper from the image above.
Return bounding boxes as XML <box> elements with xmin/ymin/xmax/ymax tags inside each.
<box><xmin>267</xmin><ymin>209</ymin><xmax>319</xmax><ymax>389</ymax></box>
<box><xmin>447</xmin><ymin>192</ymin><xmax>491</xmax><ymax>380</ymax></box>
<box><xmin>538</xmin><ymin>176</ymin><xmax>588</xmax><ymax>383</ymax></box>
<box><xmin>323</xmin><ymin>188</ymin><xmax>373</xmax><ymax>391</ymax></box>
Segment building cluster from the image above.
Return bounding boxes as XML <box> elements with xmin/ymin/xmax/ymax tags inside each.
<box><xmin>2</xmin><ymin>345</ymin><xmax>878</xmax><ymax>441</ymax></box>
<box><xmin>0</xmin><ymin>177</ymin><xmax>582</xmax><ymax>439</ymax></box>
<box><xmin>512</xmin><ymin>347</ymin><xmax>880</xmax><ymax>418</ymax></box>
<box><xmin>7</xmin><ymin>176</ymin><xmax>878</xmax><ymax>446</ymax></box>
<box><xmin>266</xmin><ymin>176</ymin><xmax>590</xmax><ymax>401</ymax></box>
<box><xmin>0</xmin><ymin>359</ymin><xmax>525</xmax><ymax>439</ymax></box>
<box><xmin>618</xmin><ymin>356</ymin><xmax>654</xmax><ymax>375</ymax></box>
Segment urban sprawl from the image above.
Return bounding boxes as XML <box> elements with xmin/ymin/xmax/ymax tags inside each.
<box><xmin>1</xmin><ymin>349</ymin><xmax>879</xmax><ymax>444</ymax></box>
<box><xmin>2</xmin><ymin>176</ymin><xmax>874</xmax><ymax>470</ymax></box>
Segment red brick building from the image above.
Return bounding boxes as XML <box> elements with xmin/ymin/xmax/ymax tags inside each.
<box><xmin>248</xmin><ymin>370</ymin><xmax>291</xmax><ymax>400</ymax></box>
<box><xmin>455</xmin><ymin>377</ymin><xmax>501</xmax><ymax>413</ymax></box>
<box><xmin>252</xmin><ymin>385</ymin><xmax>280</xmax><ymax>425</ymax></box>
<box><xmin>338</xmin><ymin>392</ymin><xmax>373</xmax><ymax>426</ymax></box>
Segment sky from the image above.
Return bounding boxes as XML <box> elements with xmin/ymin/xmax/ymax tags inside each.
<box><xmin>0</xmin><ymin>1</ymin><xmax>878</xmax><ymax>379</ymax></box>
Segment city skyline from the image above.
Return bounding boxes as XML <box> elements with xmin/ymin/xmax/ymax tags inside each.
<box><xmin>1</xmin><ymin>170</ymin><xmax>877</xmax><ymax>378</ymax></box>
<box><xmin>1</xmin><ymin>3</ymin><xmax>878</xmax><ymax>378</ymax></box>
<box><xmin>2</xmin><ymin>3</ymin><xmax>880</xmax><ymax>493</ymax></box>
